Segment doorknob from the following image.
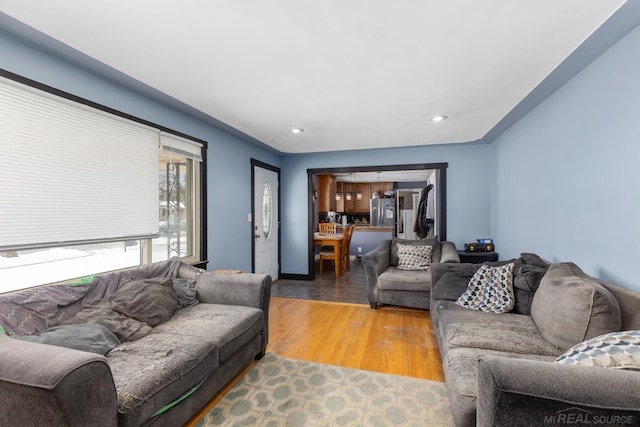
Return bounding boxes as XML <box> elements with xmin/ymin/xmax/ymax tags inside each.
<box><xmin>254</xmin><ymin>234</ymin><xmax>260</xmax><ymax>239</ymax></box>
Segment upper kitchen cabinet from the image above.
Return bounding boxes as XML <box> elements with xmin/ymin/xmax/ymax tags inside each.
<box><xmin>371</xmin><ymin>182</ymin><xmax>394</xmax><ymax>197</ymax></box>
<box><xmin>317</xmin><ymin>174</ymin><xmax>336</xmax><ymax>212</ymax></box>
<box><xmin>354</xmin><ymin>183</ymin><xmax>371</xmax><ymax>212</ymax></box>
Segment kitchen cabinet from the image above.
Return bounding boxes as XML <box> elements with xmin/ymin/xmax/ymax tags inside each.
<box><xmin>371</xmin><ymin>182</ymin><xmax>393</xmax><ymax>197</ymax></box>
<box><xmin>317</xmin><ymin>174</ymin><xmax>336</xmax><ymax>212</ymax></box>
<box><xmin>333</xmin><ymin>181</ymin><xmax>395</xmax><ymax>214</ymax></box>
<box><xmin>354</xmin><ymin>183</ymin><xmax>370</xmax><ymax>212</ymax></box>
<box><xmin>335</xmin><ymin>182</ymin><xmax>344</xmax><ymax>212</ymax></box>
<box><xmin>339</xmin><ymin>181</ymin><xmax>356</xmax><ymax>213</ymax></box>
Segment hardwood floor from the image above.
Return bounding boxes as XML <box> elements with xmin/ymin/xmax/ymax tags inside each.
<box><xmin>268</xmin><ymin>297</ymin><xmax>443</xmax><ymax>380</ymax></box>
<box><xmin>185</xmin><ymin>297</ymin><xmax>444</xmax><ymax>426</ymax></box>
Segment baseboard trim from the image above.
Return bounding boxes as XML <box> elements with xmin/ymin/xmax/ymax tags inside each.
<box><xmin>278</xmin><ymin>273</ymin><xmax>313</xmax><ymax>281</ymax></box>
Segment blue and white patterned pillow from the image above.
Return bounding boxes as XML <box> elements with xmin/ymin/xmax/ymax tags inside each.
<box><xmin>456</xmin><ymin>263</ymin><xmax>515</xmax><ymax>313</ymax></box>
<box><xmin>555</xmin><ymin>330</ymin><xmax>640</xmax><ymax>371</ymax></box>
<box><xmin>396</xmin><ymin>243</ymin><xmax>432</xmax><ymax>271</ymax></box>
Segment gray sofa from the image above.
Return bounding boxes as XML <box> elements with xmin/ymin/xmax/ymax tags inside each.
<box><xmin>0</xmin><ymin>260</ymin><xmax>271</xmax><ymax>427</ymax></box>
<box><xmin>430</xmin><ymin>256</ymin><xmax>640</xmax><ymax>426</ymax></box>
<box><xmin>363</xmin><ymin>237</ymin><xmax>460</xmax><ymax>309</ymax></box>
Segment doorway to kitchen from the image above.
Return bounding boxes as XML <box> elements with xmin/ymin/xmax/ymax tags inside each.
<box><xmin>306</xmin><ymin>163</ymin><xmax>447</xmax><ymax>280</ymax></box>
<box><xmin>252</xmin><ymin>159</ymin><xmax>280</xmax><ymax>280</ymax></box>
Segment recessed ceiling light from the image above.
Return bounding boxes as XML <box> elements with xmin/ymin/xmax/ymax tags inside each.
<box><xmin>431</xmin><ymin>115</ymin><xmax>448</xmax><ymax>122</ymax></box>
<box><xmin>290</xmin><ymin>128</ymin><xmax>304</xmax><ymax>134</ymax></box>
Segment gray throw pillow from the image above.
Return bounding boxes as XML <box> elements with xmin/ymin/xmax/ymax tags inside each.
<box><xmin>173</xmin><ymin>278</ymin><xmax>199</xmax><ymax>308</ymax></box>
<box><xmin>61</xmin><ymin>302</ymin><xmax>153</xmax><ymax>342</ymax></box>
<box><xmin>111</xmin><ymin>277</ymin><xmax>178</xmax><ymax>327</ymax></box>
<box><xmin>511</xmin><ymin>264</ymin><xmax>548</xmax><ymax>315</ymax></box>
<box><xmin>519</xmin><ymin>252</ymin><xmax>550</xmax><ymax>268</ymax></box>
<box><xmin>530</xmin><ymin>263</ymin><xmax>621</xmax><ymax>350</ymax></box>
<box><xmin>17</xmin><ymin>323</ymin><xmax>120</xmax><ymax>355</ymax></box>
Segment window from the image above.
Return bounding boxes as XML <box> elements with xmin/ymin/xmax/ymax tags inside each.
<box><xmin>262</xmin><ymin>182</ymin><xmax>273</xmax><ymax>239</ymax></box>
<box><xmin>0</xmin><ymin>72</ymin><xmax>205</xmax><ymax>293</ymax></box>
<box><xmin>153</xmin><ymin>149</ymin><xmax>198</xmax><ymax>262</ymax></box>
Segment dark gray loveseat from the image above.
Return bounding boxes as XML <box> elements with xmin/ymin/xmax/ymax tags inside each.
<box><xmin>430</xmin><ymin>257</ymin><xmax>640</xmax><ymax>426</ymax></box>
<box><xmin>0</xmin><ymin>260</ymin><xmax>271</xmax><ymax>426</ymax></box>
<box><xmin>363</xmin><ymin>237</ymin><xmax>459</xmax><ymax>310</ymax></box>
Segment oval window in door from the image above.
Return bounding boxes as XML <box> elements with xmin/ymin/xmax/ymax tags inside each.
<box><xmin>262</xmin><ymin>182</ymin><xmax>272</xmax><ymax>239</ymax></box>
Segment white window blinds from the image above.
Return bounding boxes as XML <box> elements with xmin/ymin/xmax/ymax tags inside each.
<box><xmin>160</xmin><ymin>132</ymin><xmax>203</xmax><ymax>162</ymax></box>
<box><xmin>0</xmin><ymin>75</ymin><xmax>159</xmax><ymax>251</ymax></box>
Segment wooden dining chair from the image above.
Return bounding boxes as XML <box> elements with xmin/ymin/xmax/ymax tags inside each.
<box><xmin>318</xmin><ymin>222</ymin><xmax>337</xmax><ymax>234</ymax></box>
<box><xmin>342</xmin><ymin>225</ymin><xmax>355</xmax><ymax>272</ymax></box>
<box><xmin>319</xmin><ymin>227</ymin><xmax>349</xmax><ymax>276</ymax></box>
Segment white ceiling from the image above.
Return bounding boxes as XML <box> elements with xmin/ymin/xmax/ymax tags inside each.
<box><xmin>0</xmin><ymin>1</ymin><xmax>626</xmax><ymax>154</ymax></box>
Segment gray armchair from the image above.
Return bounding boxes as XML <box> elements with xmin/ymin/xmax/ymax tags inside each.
<box><xmin>363</xmin><ymin>237</ymin><xmax>459</xmax><ymax>309</ymax></box>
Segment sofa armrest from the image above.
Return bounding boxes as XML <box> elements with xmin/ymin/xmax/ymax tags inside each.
<box><xmin>477</xmin><ymin>355</ymin><xmax>640</xmax><ymax>427</ymax></box>
<box><xmin>196</xmin><ymin>272</ymin><xmax>271</xmax><ymax>310</ymax></box>
<box><xmin>431</xmin><ymin>263</ymin><xmax>481</xmax><ymax>301</ymax></box>
<box><xmin>439</xmin><ymin>241</ymin><xmax>460</xmax><ymax>263</ymax></box>
<box><xmin>362</xmin><ymin>239</ymin><xmax>391</xmax><ymax>282</ymax></box>
<box><xmin>362</xmin><ymin>240</ymin><xmax>392</xmax><ymax>307</ymax></box>
<box><xmin>176</xmin><ymin>262</ymin><xmax>205</xmax><ymax>280</ymax></box>
<box><xmin>196</xmin><ymin>272</ymin><xmax>272</xmax><ymax>355</ymax></box>
<box><xmin>0</xmin><ymin>335</ymin><xmax>118</xmax><ymax>426</ymax></box>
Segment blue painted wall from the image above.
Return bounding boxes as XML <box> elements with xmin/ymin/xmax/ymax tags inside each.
<box><xmin>0</xmin><ymin>29</ymin><xmax>280</xmax><ymax>273</ymax></box>
<box><xmin>280</xmin><ymin>143</ymin><xmax>493</xmax><ymax>274</ymax></box>
<box><xmin>491</xmin><ymin>24</ymin><xmax>640</xmax><ymax>291</ymax></box>
<box><xmin>2</xmin><ymin>16</ymin><xmax>639</xmax><ymax>293</ymax></box>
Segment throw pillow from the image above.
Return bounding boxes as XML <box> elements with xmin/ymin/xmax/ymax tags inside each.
<box><xmin>511</xmin><ymin>264</ymin><xmax>548</xmax><ymax>315</ymax></box>
<box><xmin>17</xmin><ymin>323</ymin><xmax>120</xmax><ymax>355</ymax></box>
<box><xmin>530</xmin><ymin>263</ymin><xmax>621</xmax><ymax>350</ymax></box>
<box><xmin>390</xmin><ymin>237</ymin><xmax>440</xmax><ymax>266</ymax></box>
<box><xmin>60</xmin><ymin>302</ymin><xmax>153</xmax><ymax>342</ymax></box>
<box><xmin>555</xmin><ymin>330</ymin><xmax>640</xmax><ymax>371</ymax></box>
<box><xmin>456</xmin><ymin>263</ymin><xmax>515</xmax><ymax>313</ymax></box>
<box><xmin>110</xmin><ymin>277</ymin><xmax>178</xmax><ymax>327</ymax></box>
<box><xmin>396</xmin><ymin>243</ymin><xmax>432</xmax><ymax>271</ymax></box>
<box><xmin>519</xmin><ymin>252</ymin><xmax>549</xmax><ymax>268</ymax></box>
<box><xmin>173</xmin><ymin>278</ymin><xmax>199</xmax><ymax>309</ymax></box>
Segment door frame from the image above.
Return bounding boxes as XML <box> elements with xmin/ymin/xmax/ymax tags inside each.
<box><xmin>251</xmin><ymin>159</ymin><xmax>281</xmax><ymax>276</ymax></box>
<box><xmin>306</xmin><ymin>162</ymin><xmax>448</xmax><ymax>280</ymax></box>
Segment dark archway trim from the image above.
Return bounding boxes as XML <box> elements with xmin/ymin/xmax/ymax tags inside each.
<box><xmin>303</xmin><ymin>162</ymin><xmax>448</xmax><ymax>280</ymax></box>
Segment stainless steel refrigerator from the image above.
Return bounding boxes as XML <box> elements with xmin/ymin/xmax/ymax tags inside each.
<box><xmin>370</xmin><ymin>198</ymin><xmax>396</xmax><ymax>227</ymax></box>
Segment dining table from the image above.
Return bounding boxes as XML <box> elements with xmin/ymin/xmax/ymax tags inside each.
<box><xmin>313</xmin><ymin>232</ymin><xmax>343</xmax><ymax>277</ymax></box>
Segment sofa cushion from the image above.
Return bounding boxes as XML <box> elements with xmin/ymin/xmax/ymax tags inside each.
<box><xmin>431</xmin><ymin>299</ymin><xmax>467</xmax><ymax>330</ymax></box>
<box><xmin>390</xmin><ymin>237</ymin><xmax>440</xmax><ymax>266</ymax></box>
<box><xmin>173</xmin><ymin>278</ymin><xmax>199</xmax><ymax>309</ymax></box>
<box><xmin>438</xmin><ymin>308</ymin><xmax>563</xmax><ymax>357</ymax></box>
<box><xmin>396</xmin><ymin>243</ymin><xmax>432</xmax><ymax>271</ymax></box>
<box><xmin>106</xmin><ymin>333</ymin><xmax>218</xmax><ymax>426</ymax></box>
<box><xmin>531</xmin><ymin>263</ymin><xmax>621</xmax><ymax>350</ymax></box>
<box><xmin>110</xmin><ymin>277</ymin><xmax>178</xmax><ymax>327</ymax></box>
<box><xmin>555</xmin><ymin>330</ymin><xmax>640</xmax><ymax>371</ymax></box>
<box><xmin>16</xmin><ymin>323</ymin><xmax>120</xmax><ymax>355</ymax></box>
<box><xmin>511</xmin><ymin>264</ymin><xmax>547</xmax><ymax>315</ymax></box>
<box><xmin>377</xmin><ymin>267</ymin><xmax>431</xmax><ymax>292</ymax></box>
<box><xmin>153</xmin><ymin>303</ymin><xmax>264</xmax><ymax>362</ymax></box>
<box><xmin>456</xmin><ymin>263</ymin><xmax>515</xmax><ymax>314</ymax></box>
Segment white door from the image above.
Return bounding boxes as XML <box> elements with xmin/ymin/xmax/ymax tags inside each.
<box><xmin>253</xmin><ymin>165</ymin><xmax>279</xmax><ymax>279</ymax></box>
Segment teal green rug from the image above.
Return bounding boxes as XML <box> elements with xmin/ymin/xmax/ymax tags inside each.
<box><xmin>196</xmin><ymin>353</ymin><xmax>453</xmax><ymax>426</ymax></box>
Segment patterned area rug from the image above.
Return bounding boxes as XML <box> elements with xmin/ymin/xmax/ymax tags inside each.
<box><xmin>196</xmin><ymin>353</ymin><xmax>453</xmax><ymax>427</ymax></box>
